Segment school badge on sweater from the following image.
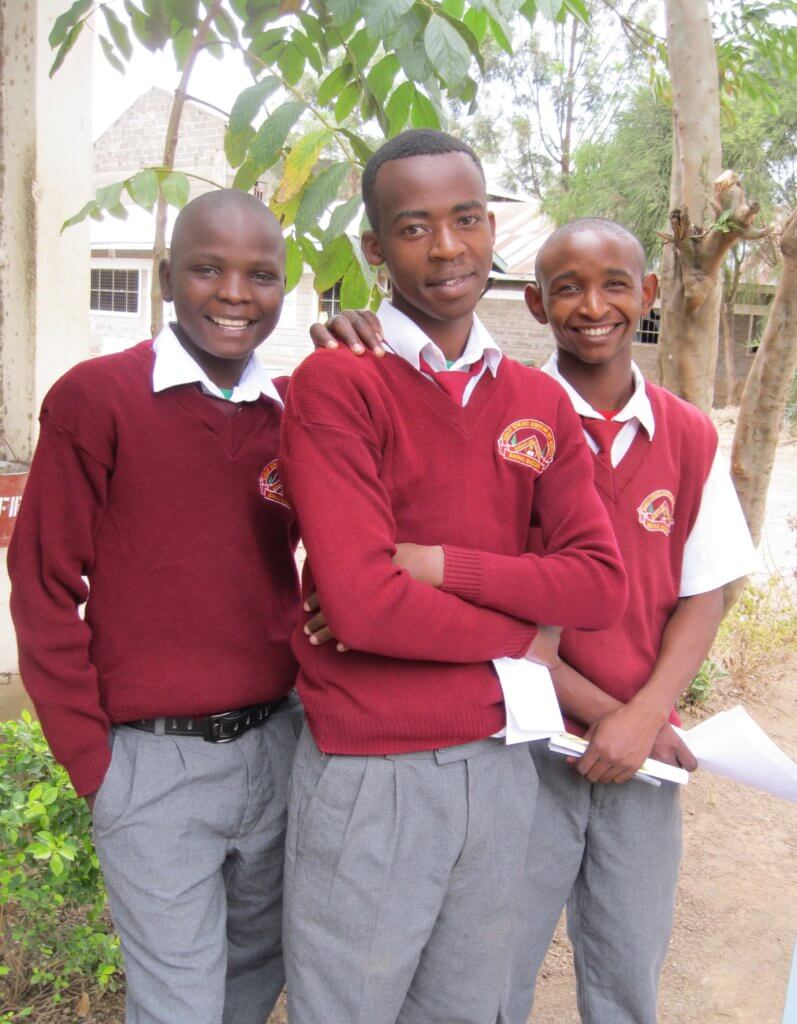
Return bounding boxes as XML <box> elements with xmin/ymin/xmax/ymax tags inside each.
<box><xmin>497</xmin><ymin>419</ymin><xmax>555</xmax><ymax>473</ymax></box>
<box><xmin>637</xmin><ymin>489</ymin><xmax>675</xmax><ymax>535</ymax></box>
<box><xmin>259</xmin><ymin>459</ymin><xmax>291</xmax><ymax>509</ymax></box>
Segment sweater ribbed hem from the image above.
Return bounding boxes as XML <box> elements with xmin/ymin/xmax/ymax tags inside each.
<box><xmin>68</xmin><ymin>745</ymin><xmax>112</xmax><ymax>799</ymax></box>
<box><xmin>441</xmin><ymin>545</ymin><xmax>484</xmax><ymax>603</ymax></box>
<box><xmin>303</xmin><ymin>702</ymin><xmax>507</xmax><ymax>755</ymax></box>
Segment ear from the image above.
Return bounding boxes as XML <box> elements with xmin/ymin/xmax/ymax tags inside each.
<box><xmin>488</xmin><ymin>209</ymin><xmax>496</xmax><ymax>242</ymax></box>
<box><xmin>361</xmin><ymin>230</ymin><xmax>384</xmax><ymax>269</ymax></box>
<box><xmin>641</xmin><ymin>272</ymin><xmax>658</xmax><ymax>314</ymax></box>
<box><xmin>159</xmin><ymin>259</ymin><xmax>173</xmax><ymax>302</ymax></box>
<box><xmin>524</xmin><ymin>283</ymin><xmax>549</xmax><ymax>325</ymax></box>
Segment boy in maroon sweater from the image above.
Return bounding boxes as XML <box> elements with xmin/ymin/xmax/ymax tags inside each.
<box><xmin>10</xmin><ymin>190</ymin><xmax>303</xmax><ymax>1024</ymax></box>
<box><xmin>279</xmin><ymin>130</ymin><xmax>626</xmax><ymax>1024</ymax></box>
<box><xmin>495</xmin><ymin>220</ymin><xmax>755</xmax><ymax>1024</ymax></box>
<box><xmin>314</xmin><ymin>218</ymin><xmax>756</xmax><ymax>1023</ymax></box>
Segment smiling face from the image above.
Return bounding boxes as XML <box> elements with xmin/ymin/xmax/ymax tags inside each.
<box><xmin>360</xmin><ymin>151</ymin><xmax>495</xmax><ymax>358</ymax></box>
<box><xmin>159</xmin><ymin>199</ymin><xmax>285</xmax><ymax>388</ymax></box>
<box><xmin>526</xmin><ymin>229</ymin><xmax>657</xmax><ymax>373</ymax></box>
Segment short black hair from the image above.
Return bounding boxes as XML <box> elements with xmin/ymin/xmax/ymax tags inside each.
<box><xmin>170</xmin><ymin>188</ymin><xmax>281</xmax><ymax>257</ymax></box>
<box><xmin>362</xmin><ymin>129</ymin><xmax>485</xmax><ymax>231</ymax></box>
<box><xmin>535</xmin><ymin>217</ymin><xmax>647</xmax><ymax>282</ymax></box>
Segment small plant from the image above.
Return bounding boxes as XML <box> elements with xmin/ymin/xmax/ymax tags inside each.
<box><xmin>0</xmin><ymin>712</ymin><xmax>122</xmax><ymax>1018</ymax></box>
<box><xmin>682</xmin><ymin>657</ymin><xmax>727</xmax><ymax>708</ymax></box>
<box><xmin>713</xmin><ymin>577</ymin><xmax>797</xmax><ymax>692</ymax></box>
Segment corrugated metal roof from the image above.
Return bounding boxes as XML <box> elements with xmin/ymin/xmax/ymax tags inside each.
<box><xmin>490</xmin><ymin>199</ymin><xmax>554</xmax><ymax>279</ymax></box>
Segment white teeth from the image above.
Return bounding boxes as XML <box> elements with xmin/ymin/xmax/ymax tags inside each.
<box><xmin>579</xmin><ymin>326</ymin><xmax>615</xmax><ymax>337</ymax></box>
<box><xmin>211</xmin><ymin>317</ymin><xmax>250</xmax><ymax>329</ymax></box>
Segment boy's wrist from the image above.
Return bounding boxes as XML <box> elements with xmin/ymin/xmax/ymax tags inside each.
<box><xmin>627</xmin><ymin>687</ymin><xmax>672</xmax><ymax>730</ymax></box>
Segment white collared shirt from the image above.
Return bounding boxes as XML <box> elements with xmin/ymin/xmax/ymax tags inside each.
<box><xmin>152</xmin><ymin>323</ymin><xmax>284</xmax><ymax>406</ymax></box>
<box><xmin>540</xmin><ymin>352</ymin><xmax>756</xmax><ymax>595</ymax></box>
<box><xmin>377</xmin><ymin>301</ymin><xmax>502</xmax><ymax>407</ymax></box>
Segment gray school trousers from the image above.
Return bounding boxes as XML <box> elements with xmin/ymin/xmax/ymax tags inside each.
<box><xmin>91</xmin><ymin>700</ymin><xmax>301</xmax><ymax>1024</ymax></box>
<box><xmin>283</xmin><ymin>725</ymin><xmax>538</xmax><ymax>1024</ymax></box>
<box><xmin>500</xmin><ymin>743</ymin><xmax>682</xmax><ymax>1024</ymax></box>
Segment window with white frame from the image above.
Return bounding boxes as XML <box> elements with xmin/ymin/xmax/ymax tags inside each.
<box><xmin>319</xmin><ymin>283</ymin><xmax>341</xmax><ymax>322</ymax></box>
<box><xmin>90</xmin><ymin>268</ymin><xmax>140</xmax><ymax>314</ymax></box>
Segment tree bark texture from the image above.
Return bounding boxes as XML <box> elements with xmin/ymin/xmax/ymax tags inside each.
<box><xmin>149</xmin><ymin>3</ymin><xmax>222</xmax><ymax>337</ymax></box>
<box><xmin>658</xmin><ymin>0</ymin><xmax>723</xmax><ymax>412</ymax></box>
<box><xmin>731</xmin><ymin>210</ymin><xmax>797</xmax><ymax>547</ymax></box>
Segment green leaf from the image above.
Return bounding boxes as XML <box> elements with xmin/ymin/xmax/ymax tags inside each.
<box><xmin>233</xmin><ymin>157</ymin><xmax>260</xmax><ymax>191</ymax></box>
<box><xmin>396</xmin><ymin>41</ymin><xmax>432</xmax><ymax>83</ymax></box>
<box><xmin>314</xmin><ymin>234</ymin><xmax>355</xmax><ymax>292</ymax></box>
<box><xmin>537</xmin><ymin>0</ymin><xmax>564</xmax><ymax>18</ymax></box>
<box><xmin>563</xmin><ymin>0</ymin><xmax>589</xmax><ymax>23</ymax></box>
<box><xmin>214</xmin><ymin>9</ymin><xmax>239</xmax><ymax>42</ymax></box>
<box><xmin>28</xmin><ymin>843</ymin><xmax>51</xmax><ymax>859</ymax></box>
<box><xmin>326</xmin><ymin>0</ymin><xmax>358</xmax><ymax>27</ymax></box>
<box><xmin>363</xmin><ymin>0</ymin><xmax>414</xmax><ymax>39</ymax></box>
<box><xmin>127</xmin><ymin>169</ymin><xmax>159</xmax><ymax>210</ymax></box>
<box><xmin>50</xmin><ymin>853</ymin><xmax>64</xmax><ymax>877</ymax></box>
<box><xmin>317</xmin><ymin>64</ymin><xmax>353</xmax><ymax>107</ymax></box>
<box><xmin>334</xmin><ymin>82</ymin><xmax>361</xmax><ymax>123</ymax></box>
<box><xmin>519</xmin><ymin>0</ymin><xmax>537</xmax><ymax>22</ymax></box>
<box><xmin>284</xmin><ymin>236</ymin><xmax>305</xmax><ymax>292</ymax></box>
<box><xmin>96</xmin><ymin>182</ymin><xmax>125</xmax><ymax>210</ymax></box>
<box><xmin>384</xmin><ymin>4</ymin><xmax>428</xmax><ymax>49</ymax></box>
<box><xmin>49</xmin><ymin>0</ymin><xmax>92</xmax><ymax>47</ymax></box>
<box><xmin>59</xmin><ymin>842</ymin><xmax>77</xmax><ymax>862</ymax></box>
<box><xmin>463</xmin><ymin>7</ymin><xmax>489</xmax><ymax>43</ymax></box>
<box><xmin>442</xmin><ymin>0</ymin><xmax>465</xmax><ymax>16</ymax></box>
<box><xmin>424</xmin><ymin>13</ymin><xmax>471</xmax><ymax>87</ymax></box>
<box><xmin>324</xmin><ymin>194</ymin><xmax>362</xmax><ymax>244</ymax></box>
<box><xmin>295</xmin><ymin>162</ymin><xmax>350</xmax><ymax>235</ymax></box>
<box><xmin>225</xmin><ymin>125</ymin><xmax>256</xmax><ymax>168</ymax></box>
<box><xmin>49</xmin><ymin>22</ymin><xmax>84</xmax><ymax>77</ymax></box>
<box><xmin>348</xmin><ymin>28</ymin><xmax>380</xmax><ymax>69</ymax></box>
<box><xmin>278</xmin><ymin>41</ymin><xmax>305</xmax><ymax>84</ymax></box>
<box><xmin>247</xmin><ymin>26</ymin><xmax>287</xmax><ymax>65</ymax></box>
<box><xmin>298</xmin><ymin>235</ymin><xmax>321</xmax><ymax>272</ymax></box>
<box><xmin>160</xmin><ymin>172</ymin><xmax>190</xmax><ymax>208</ymax></box>
<box><xmin>340</xmin><ymin>259</ymin><xmax>371</xmax><ymax>309</ymax></box>
<box><xmin>488</xmin><ymin>15</ymin><xmax>512</xmax><ymax>54</ymax></box>
<box><xmin>340</xmin><ymin>129</ymin><xmax>374</xmax><ymax>165</ymax></box>
<box><xmin>276</xmin><ymin>128</ymin><xmax>333</xmax><ymax>202</ymax></box>
<box><xmin>249</xmin><ymin>101</ymin><xmax>306</xmax><ymax>173</ymax></box>
<box><xmin>99</xmin><ymin>35</ymin><xmax>125</xmax><ymax>73</ymax></box>
<box><xmin>385</xmin><ymin>80</ymin><xmax>415</xmax><ymax>135</ymax></box>
<box><xmin>366</xmin><ymin>54</ymin><xmax>400</xmax><ymax>103</ymax></box>
<box><xmin>102</xmin><ymin>6</ymin><xmax>133</xmax><ymax>60</ymax></box>
<box><xmin>437</xmin><ymin>10</ymin><xmax>485</xmax><ymax>74</ymax></box>
<box><xmin>410</xmin><ymin>88</ymin><xmax>441</xmax><ymax>129</ymax></box>
<box><xmin>61</xmin><ymin>200</ymin><xmax>99</xmax><ymax>232</ymax></box>
<box><xmin>171</xmin><ymin>27</ymin><xmax>193</xmax><ymax>67</ymax></box>
<box><xmin>229</xmin><ymin>77</ymin><xmax>280</xmax><ymax>133</ymax></box>
<box><xmin>291</xmin><ymin>29</ymin><xmax>323</xmax><ymax>73</ymax></box>
<box><xmin>163</xmin><ymin>0</ymin><xmax>198</xmax><ymax>23</ymax></box>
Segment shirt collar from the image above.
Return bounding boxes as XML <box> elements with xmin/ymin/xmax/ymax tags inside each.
<box><xmin>152</xmin><ymin>324</ymin><xmax>283</xmax><ymax>406</ymax></box>
<box><xmin>376</xmin><ymin>301</ymin><xmax>502</xmax><ymax>376</ymax></box>
<box><xmin>540</xmin><ymin>351</ymin><xmax>655</xmax><ymax>439</ymax></box>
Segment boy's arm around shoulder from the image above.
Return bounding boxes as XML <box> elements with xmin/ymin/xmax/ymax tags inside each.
<box><xmin>440</xmin><ymin>371</ymin><xmax>627</xmax><ymax>629</ymax></box>
<box><xmin>8</xmin><ymin>370</ymin><xmax>115</xmax><ymax>798</ymax></box>
<box><xmin>281</xmin><ymin>350</ymin><xmax>537</xmax><ymax>662</ymax></box>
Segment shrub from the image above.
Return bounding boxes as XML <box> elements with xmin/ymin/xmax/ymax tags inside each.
<box><xmin>0</xmin><ymin>712</ymin><xmax>122</xmax><ymax>1018</ymax></box>
<box><xmin>681</xmin><ymin>657</ymin><xmax>727</xmax><ymax>708</ymax></box>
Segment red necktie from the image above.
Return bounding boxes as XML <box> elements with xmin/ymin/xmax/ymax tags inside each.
<box><xmin>418</xmin><ymin>356</ymin><xmax>484</xmax><ymax>406</ymax></box>
<box><xmin>580</xmin><ymin>416</ymin><xmax>624</xmax><ymax>468</ymax></box>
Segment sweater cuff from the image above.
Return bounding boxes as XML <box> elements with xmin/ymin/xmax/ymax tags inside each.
<box><xmin>441</xmin><ymin>546</ymin><xmax>484</xmax><ymax>603</ymax></box>
<box><xmin>66</xmin><ymin>744</ymin><xmax>112</xmax><ymax>799</ymax></box>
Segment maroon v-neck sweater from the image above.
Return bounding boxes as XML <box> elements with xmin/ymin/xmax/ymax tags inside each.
<box><xmin>9</xmin><ymin>342</ymin><xmax>299</xmax><ymax>795</ymax></box>
<box><xmin>526</xmin><ymin>383</ymin><xmax>717</xmax><ymax>733</ymax></box>
<box><xmin>281</xmin><ymin>347</ymin><xmax>627</xmax><ymax>754</ymax></box>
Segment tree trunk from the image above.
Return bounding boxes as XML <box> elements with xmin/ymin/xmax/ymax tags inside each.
<box><xmin>719</xmin><ymin>299</ymin><xmax>735</xmax><ymax>407</ymax></box>
<box><xmin>658</xmin><ymin>0</ymin><xmax>723</xmax><ymax>413</ymax></box>
<box><xmin>730</xmin><ymin>210</ymin><xmax>797</xmax><ymax>546</ymax></box>
<box><xmin>149</xmin><ymin>3</ymin><xmax>222</xmax><ymax>337</ymax></box>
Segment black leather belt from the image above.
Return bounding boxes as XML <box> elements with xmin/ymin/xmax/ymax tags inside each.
<box><xmin>123</xmin><ymin>699</ymin><xmax>286</xmax><ymax>743</ymax></box>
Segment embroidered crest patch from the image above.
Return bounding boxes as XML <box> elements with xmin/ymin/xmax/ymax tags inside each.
<box><xmin>259</xmin><ymin>459</ymin><xmax>291</xmax><ymax>509</ymax></box>
<box><xmin>497</xmin><ymin>419</ymin><xmax>556</xmax><ymax>473</ymax></box>
<box><xmin>637</xmin><ymin>489</ymin><xmax>675</xmax><ymax>535</ymax></box>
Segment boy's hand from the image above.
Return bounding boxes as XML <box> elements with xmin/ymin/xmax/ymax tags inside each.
<box><xmin>310</xmin><ymin>309</ymin><xmax>386</xmax><ymax>357</ymax></box>
<box><xmin>526</xmin><ymin>625</ymin><xmax>562</xmax><ymax>670</ymax></box>
<box><xmin>650</xmin><ymin>723</ymin><xmax>698</xmax><ymax>772</ymax></box>
<box><xmin>575</xmin><ymin>702</ymin><xmax>663</xmax><ymax>784</ymax></box>
<box><xmin>392</xmin><ymin>543</ymin><xmax>444</xmax><ymax>587</ymax></box>
<box><xmin>303</xmin><ymin>592</ymin><xmax>348</xmax><ymax>652</ymax></box>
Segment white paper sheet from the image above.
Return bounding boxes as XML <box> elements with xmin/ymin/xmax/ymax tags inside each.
<box><xmin>679</xmin><ymin>705</ymin><xmax>797</xmax><ymax>803</ymax></box>
<box><xmin>492</xmin><ymin>656</ymin><xmax>564</xmax><ymax>744</ymax></box>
